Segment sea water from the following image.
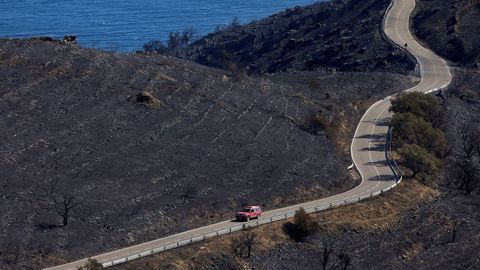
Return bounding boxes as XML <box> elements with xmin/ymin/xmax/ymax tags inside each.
<box><xmin>0</xmin><ymin>0</ymin><xmax>320</xmax><ymax>51</ymax></box>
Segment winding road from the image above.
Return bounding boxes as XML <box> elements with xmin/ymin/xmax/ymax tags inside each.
<box><xmin>44</xmin><ymin>0</ymin><xmax>452</xmax><ymax>269</ymax></box>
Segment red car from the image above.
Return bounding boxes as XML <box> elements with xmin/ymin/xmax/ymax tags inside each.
<box><xmin>236</xmin><ymin>206</ymin><xmax>262</xmax><ymax>221</ymax></box>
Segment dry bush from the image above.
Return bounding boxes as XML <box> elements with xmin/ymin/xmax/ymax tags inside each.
<box><xmin>284</xmin><ymin>208</ymin><xmax>319</xmax><ymax>241</ymax></box>
<box><xmin>135</xmin><ymin>91</ymin><xmax>161</xmax><ymax>108</ymax></box>
<box><xmin>79</xmin><ymin>258</ymin><xmax>103</xmax><ymax>270</ymax></box>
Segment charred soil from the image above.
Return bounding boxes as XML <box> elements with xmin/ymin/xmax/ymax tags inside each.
<box><xmin>176</xmin><ymin>0</ymin><xmax>416</xmax><ymax>74</ymax></box>
<box><xmin>0</xmin><ymin>37</ymin><xmax>414</xmax><ymax>269</ymax></box>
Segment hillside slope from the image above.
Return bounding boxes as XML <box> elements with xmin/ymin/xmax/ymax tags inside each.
<box><xmin>413</xmin><ymin>0</ymin><xmax>480</xmax><ymax>67</ymax></box>
<box><xmin>112</xmin><ymin>71</ymin><xmax>480</xmax><ymax>270</ymax></box>
<box><xmin>0</xmin><ymin>38</ymin><xmax>414</xmax><ymax>269</ymax></box>
<box><xmin>180</xmin><ymin>0</ymin><xmax>416</xmax><ymax>74</ymax></box>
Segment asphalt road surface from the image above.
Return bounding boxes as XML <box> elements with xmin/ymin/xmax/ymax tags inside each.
<box><xmin>44</xmin><ymin>0</ymin><xmax>452</xmax><ymax>269</ymax></box>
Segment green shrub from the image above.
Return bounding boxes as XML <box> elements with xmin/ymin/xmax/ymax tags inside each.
<box><xmin>398</xmin><ymin>144</ymin><xmax>442</xmax><ymax>183</ymax></box>
<box><xmin>391</xmin><ymin>112</ymin><xmax>446</xmax><ymax>156</ymax></box>
<box><xmin>390</xmin><ymin>92</ymin><xmax>445</xmax><ymax>128</ymax></box>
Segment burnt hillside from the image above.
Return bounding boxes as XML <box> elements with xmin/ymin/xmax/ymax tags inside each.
<box><xmin>113</xmin><ymin>70</ymin><xmax>480</xmax><ymax>270</ymax></box>
<box><xmin>179</xmin><ymin>0</ymin><xmax>415</xmax><ymax>74</ymax></box>
<box><xmin>413</xmin><ymin>0</ymin><xmax>480</xmax><ymax>67</ymax></box>
<box><xmin>0</xmin><ymin>38</ymin><xmax>414</xmax><ymax>269</ymax></box>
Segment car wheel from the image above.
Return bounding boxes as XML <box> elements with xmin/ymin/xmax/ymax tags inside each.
<box><xmin>257</xmin><ymin>214</ymin><xmax>261</xmax><ymax>219</ymax></box>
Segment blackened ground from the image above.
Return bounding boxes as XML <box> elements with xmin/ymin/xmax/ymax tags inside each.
<box><xmin>109</xmin><ymin>71</ymin><xmax>480</xmax><ymax>270</ymax></box>
<box><xmin>249</xmin><ymin>194</ymin><xmax>480</xmax><ymax>270</ymax></box>
<box><xmin>246</xmin><ymin>69</ymin><xmax>480</xmax><ymax>270</ymax></box>
<box><xmin>0</xmin><ymin>39</ymin><xmax>414</xmax><ymax>269</ymax></box>
<box><xmin>179</xmin><ymin>0</ymin><xmax>416</xmax><ymax>74</ymax></box>
<box><xmin>413</xmin><ymin>0</ymin><xmax>480</xmax><ymax>67</ymax></box>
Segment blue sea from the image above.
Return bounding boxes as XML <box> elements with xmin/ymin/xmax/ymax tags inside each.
<box><xmin>0</xmin><ymin>0</ymin><xmax>320</xmax><ymax>51</ymax></box>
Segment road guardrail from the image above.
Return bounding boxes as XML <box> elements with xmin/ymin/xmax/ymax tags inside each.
<box><xmin>97</xmin><ymin>127</ymin><xmax>403</xmax><ymax>268</ymax></box>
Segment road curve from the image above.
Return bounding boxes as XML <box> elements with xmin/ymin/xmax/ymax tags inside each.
<box><xmin>44</xmin><ymin>0</ymin><xmax>451</xmax><ymax>269</ymax></box>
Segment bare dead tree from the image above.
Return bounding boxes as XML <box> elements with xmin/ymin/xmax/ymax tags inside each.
<box><xmin>231</xmin><ymin>227</ymin><xmax>257</xmax><ymax>258</ymax></box>
<box><xmin>460</xmin><ymin>126</ymin><xmax>477</xmax><ymax>159</ymax></box>
<box><xmin>244</xmin><ymin>227</ymin><xmax>256</xmax><ymax>258</ymax></box>
<box><xmin>45</xmin><ymin>178</ymin><xmax>83</xmax><ymax>226</ymax></box>
<box><xmin>450</xmin><ymin>220</ymin><xmax>460</xmax><ymax>244</ymax></box>
<box><xmin>474</xmin><ymin>128</ymin><xmax>480</xmax><ymax>156</ymax></box>
<box><xmin>320</xmin><ymin>240</ymin><xmax>335</xmax><ymax>270</ymax></box>
<box><xmin>451</xmin><ymin>125</ymin><xmax>480</xmax><ymax>195</ymax></box>
<box><xmin>337</xmin><ymin>252</ymin><xmax>352</xmax><ymax>270</ymax></box>
<box><xmin>451</xmin><ymin>159</ymin><xmax>479</xmax><ymax>195</ymax></box>
<box><xmin>181</xmin><ymin>27</ymin><xmax>197</xmax><ymax>46</ymax></box>
<box><xmin>319</xmin><ymin>238</ymin><xmax>351</xmax><ymax>270</ymax></box>
<box><xmin>52</xmin><ymin>194</ymin><xmax>82</xmax><ymax>226</ymax></box>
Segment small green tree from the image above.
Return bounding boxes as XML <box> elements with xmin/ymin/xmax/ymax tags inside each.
<box><xmin>398</xmin><ymin>144</ymin><xmax>442</xmax><ymax>182</ymax></box>
<box><xmin>390</xmin><ymin>92</ymin><xmax>445</xmax><ymax>128</ymax></box>
<box><xmin>284</xmin><ymin>208</ymin><xmax>319</xmax><ymax>241</ymax></box>
<box><xmin>391</xmin><ymin>112</ymin><xmax>446</xmax><ymax>156</ymax></box>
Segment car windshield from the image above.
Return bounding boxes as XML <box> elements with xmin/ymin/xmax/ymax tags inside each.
<box><xmin>242</xmin><ymin>208</ymin><xmax>252</xmax><ymax>212</ymax></box>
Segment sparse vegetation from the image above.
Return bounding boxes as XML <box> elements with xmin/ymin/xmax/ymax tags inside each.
<box><xmin>179</xmin><ymin>0</ymin><xmax>416</xmax><ymax>74</ymax></box>
<box><xmin>449</xmin><ymin>125</ymin><xmax>480</xmax><ymax>194</ymax></box>
<box><xmin>1</xmin><ymin>0</ymin><xmax>479</xmax><ymax>267</ymax></box>
<box><xmin>108</xmin><ymin>180</ymin><xmax>440</xmax><ymax>270</ymax></box>
<box><xmin>413</xmin><ymin>0</ymin><xmax>480</xmax><ymax>67</ymax></box>
<box><xmin>3</xmin><ymin>38</ymin><xmax>411</xmax><ymax>270</ymax></box>
<box><xmin>143</xmin><ymin>40</ymin><xmax>167</xmax><ymax>54</ymax></box>
<box><xmin>318</xmin><ymin>239</ymin><xmax>351</xmax><ymax>270</ymax></box>
<box><xmin>231</xmin><ymin>227</ymin><xmax>257</xmax><ymax>258</ymax></box>
<box><xmin>143</xmin><ymin>27</ymin><xmax>197</xmax><ymax>56</ymax></box>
